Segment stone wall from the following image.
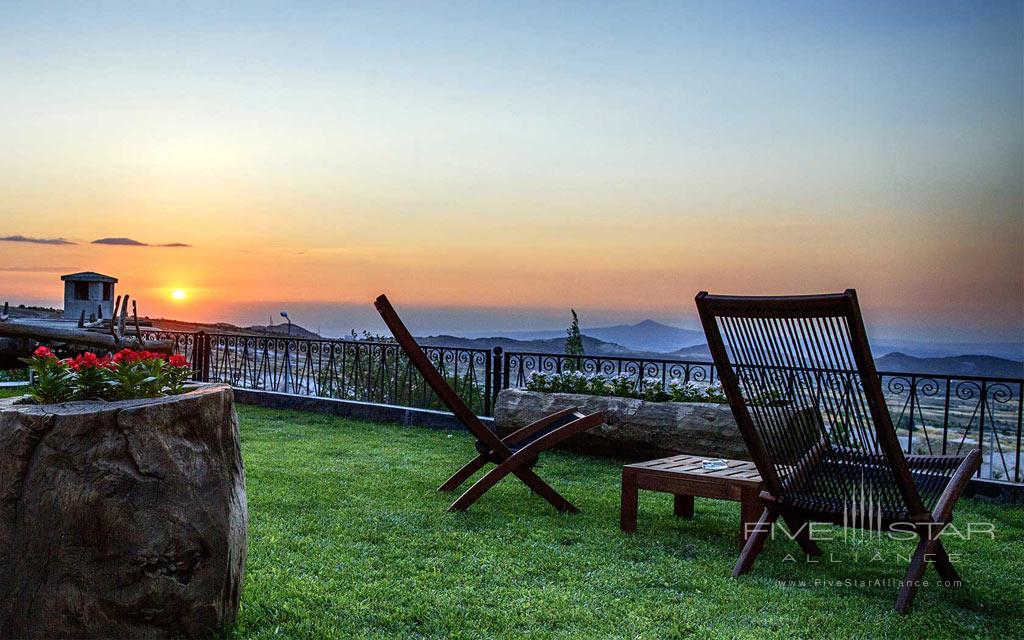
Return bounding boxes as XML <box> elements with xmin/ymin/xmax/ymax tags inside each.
<box><xmin>494</xmin><ymin>389</ymin><xmax>750</xmax><ymax>461</ymax></box>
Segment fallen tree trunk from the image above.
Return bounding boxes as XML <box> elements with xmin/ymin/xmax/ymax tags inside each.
<box><xmin>0</xmin><ymin>321</ymin><xmax>173</xmax><ymax>353</ymax></box>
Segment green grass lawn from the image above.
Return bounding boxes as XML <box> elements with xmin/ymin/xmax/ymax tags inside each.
<box><xmin>0</xmin><ymin>386</ymin><xmax>1019</xmax><ymax>638</ymax></box>
<box><xmin>229</xmin><ymin>404</ymin><xmax>1024</xmax><ymax>640</ymax></box>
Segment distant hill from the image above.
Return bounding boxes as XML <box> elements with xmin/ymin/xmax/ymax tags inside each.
<box><xmin>671</xmin><ymin>343</ymin><xmax>713</xmax><ymax>361</ymax></box>
<box><xmin>245</xmin><ymin>323</ymin><xmax>322</xmax><ymax>340</ymax></box>
<box><xmin>667</xmin><ymin>344</ymin><xmax>1023</xmax><ymax>378</ymax></box>
<box><xmin>498</xmin><ymin>319</ymin><xmax>704</xmax><ymax>353</ymax></box>
<box><xmin>872</xmin><ymin>340</ymin><xmax>1023</xmax><ymax>361</ymax></box>
<box><xmin>150</xmin><ymin>317</ymin><xmax>323</xmax><ymax>340</ymax></box>
<box><xmin>581</xmin><ymin>320</ymin><xmax>706</xmax><ymax>353</ymax></box>
<box><xmin>875</xmin><ymin>352</ymin><xmax>1024</xmax><ymax>379</ymax></box>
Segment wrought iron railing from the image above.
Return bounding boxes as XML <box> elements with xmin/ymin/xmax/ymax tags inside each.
<box><xmin>142</xmin><ymin>330</ymin><xmax>494</xmax><ymax>416</ymax></box>
<box><xmin>502</xmin><ymin>352</ymin><xmax>1022</xmax><ymax>483</ymax></box>
<box><xmin>148</xmin><ymin>330</ymin><xmax>1022</xmax><ymax>484</ymax></box>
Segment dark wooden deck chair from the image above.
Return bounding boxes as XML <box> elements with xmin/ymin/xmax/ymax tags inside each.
<box><xmin>374</xmin><ymin>294</ymin><xmax>605</xmax><ymax>512</ymax></box>
<box><xmin>695</xmin><ymin>289</ymin><xmax>980</xmax><ymax>613</ymax></box>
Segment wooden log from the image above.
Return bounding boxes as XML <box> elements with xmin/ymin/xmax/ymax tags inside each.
<box><xmin>0</xmin><ymin>321</ymin><xmax>173</xmax><ymax>353</ymax></box>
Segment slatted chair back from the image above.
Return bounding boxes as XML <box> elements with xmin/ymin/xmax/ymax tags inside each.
<box><xmin>695</xmin><ymin>289</ymin><xmax>931</xmax><ymax>520</ymax></box>
<box><xmin>374</xmin><ymin>294</ymin><xmax>507</xmax><ymax>454</ymax></box>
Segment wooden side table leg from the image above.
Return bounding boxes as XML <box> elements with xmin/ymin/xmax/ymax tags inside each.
<box><xmin>739</xmin><ymin>487</ymin><xmax>761</xmax><ymax>547</ymax></box>
<box><xmin>673</xmin><ymin>494</ymin><xmax>694</xmax><ymax>519</ymax></box>
<box><xmin>620</xmin><ymin>469</ymin><xmax>638</xmax><ymax>533</ymax></box>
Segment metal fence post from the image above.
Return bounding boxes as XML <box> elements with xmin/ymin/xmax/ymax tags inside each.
<box><xmin>190</xmin><ymin>332</ymin><xmax>202</xmax><ymax>381</ymax></box>
<box><xmin>491</xmin><ymin>347</ymin><xmax>503</xmax><ymax>414</ymax></box>
<box><xmin>194</xmin><ymin>331</ymin><xmax>211</xmax><ymax>382</ymax></box>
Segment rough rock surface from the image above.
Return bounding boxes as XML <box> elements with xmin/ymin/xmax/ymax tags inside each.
<box><xmin>494</xmin><ymin>389</ymin><xmax>750</xmax><ymax>461</ymax></box>
<box><xmin>0</xmin><ymin>384</ymin><xmax>247</xmax><ymax>639</ymax></box>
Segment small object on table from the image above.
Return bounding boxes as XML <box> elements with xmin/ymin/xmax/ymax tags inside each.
<box><xmin>701</xmin><ymin>458</ymin><xmax>729</xmax><ymax>470</ymax></box>
<box><xmin>620</xmin><ymin>454</ymin><xmax>762</xmax><ymax>546</ymax></box>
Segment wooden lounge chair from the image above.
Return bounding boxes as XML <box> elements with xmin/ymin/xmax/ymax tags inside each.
<box><xmin>374</xmin><ymin>294</ymin><xmax>605</xmax><ymax>512</ymax></box>
<box><xmin>695</xmin><ymin>289</ymin><xmax>980</xmax><ymax>613</ymax></box>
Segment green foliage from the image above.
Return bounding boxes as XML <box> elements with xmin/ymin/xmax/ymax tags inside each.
<box><xmin>227</xmin><ymin>404</ymin><xmax>1024</xmax><ymax>639</ymax></box>
<box><xmin>526</xmin><ymin>371</ymin><xmax>727</xmax><ymax>403</ymax></box>
<box><xmin>71</xmin><ymin>363</ymin><xmax>115</xmax><ymax>401</ymax></box>
<box><xmin>19</xmin><ymin>347</ymin><xmax>192</xmax><ymax>404</ymax></box>
<box><xmin>20</xmin><ymin>351</ymin><xmax>73</xmax><ymax>404</ymax></box>
<box><xmin>0</xmin><ymin>369</ymin><xmax>28</xmax><ymax>383</ymax></box>
<box><xmin>108</xmin><ymin>357</ymin><xmax>161</xmax><ymax>400</ymax></box>
<box><xmin>312</xmin><ymin>336</ymin><xmax>487</xmax><ymax>414</ymax></box>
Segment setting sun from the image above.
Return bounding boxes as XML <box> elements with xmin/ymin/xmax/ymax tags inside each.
<box><xmin>171</xmin><ymin>289</ymin><xmax>187</xmax><ymax>301</ymax></box>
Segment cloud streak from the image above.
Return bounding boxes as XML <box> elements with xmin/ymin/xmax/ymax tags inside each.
<box><xmin>91</xmin><ymin>237</ymin><xmax>191</xmax><ymax>247</ymax></box>
<box><xmin>1</xmin><ymin>235</ymin><xmax>75</xmax><ymax>245</ymax></box>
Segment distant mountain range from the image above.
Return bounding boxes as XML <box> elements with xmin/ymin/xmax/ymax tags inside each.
<box><xmin>419</xmin><ymin>323</ymin><xmax>1024</xmax><ymax>379</ymax></box>
<box><xmin>145</xmin><ymin>314</ymin><xmax>1024</xmax><ymax>379</ymax></box>
<box><xmin>498</xmin><ymin>319</ymin><xmax>706</xmax><ymax>353</ymax></box>
<box><xmin>874</xmin><ymin>352</ymin><xmax>1024</xmax><ymax>378</ymax></box>
<box><xmin>416</xmin><ymin>334</ymin><xmax>639</xmax><ymax>357</ymax></box>
<box><xmin>421</xmin><ymin>334</ymin><xmax>1024</xmax><ymax>379</ymax></box>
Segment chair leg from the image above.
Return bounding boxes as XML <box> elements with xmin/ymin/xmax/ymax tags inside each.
<box><xmin>448</xmin><ymin>461</ymin><xmax>516</xmax><ymax>511</ymax></box>
<box><xmin>782</xmin><ymin>513</ymin><xmax>822</xmax><ymax>557</ymax></box>
<box><xmin>515</xmin><ymin>467</ymin><xmax>579</xmax><ymax>513</ymax></box>
<box><xmin>733</xmin><ymin>507</ymin><xmax>778</xmax><ymax>577</ymax></box>
<box><xmin>739</xmin><ymin>488</ymin><xmax>762</xmax><ymax>547</ymax></box>
<box><xmin>931</xmin><ymin>539</ymin><xmax>961</xmax><ymax>583</ymax></box>
<box><xmin>896</xmin><ymin>533</ymin><xmax>935</xmax><ymax>614</ymax></box>
<box><xmin>438</xmin><ymin>454</ymin><xmax>488</xmax><ymax>492</ymax></box>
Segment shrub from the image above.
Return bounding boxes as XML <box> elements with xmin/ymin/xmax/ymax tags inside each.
<box><xmin>19</xmin><ymin>346</ymin><xmax>192</xmax><ymax>404</ymax></box>
<box><xmin>564</xmin><ymin>309</ymin><xmax>585</xmax><ymax>370</ymax></box>
<box><xmin>524</xmin><ymin>370</ymin><xmax>726</xmax><ymax>403</ymax></box>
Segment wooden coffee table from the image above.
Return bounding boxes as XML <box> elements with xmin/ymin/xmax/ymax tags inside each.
<box><xmin>620</xmin><ymin>454</ymin><xmax>762</xmax><ymax>546</ymax></box>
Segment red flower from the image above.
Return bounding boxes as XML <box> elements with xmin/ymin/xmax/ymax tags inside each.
<box><xmin>67</xmin><ymin>352</ymin><xmax>102</xmax><ymax>370</ymax></box>
<box><xmin>113</xmin><ymin>348</ymin><xmax>135</xmax><ymax>363</ymax></box>
<box><xmin>169</xmin><ymin>354</ymin><xmax>189</xmax><ymax>368</ymax></box>
<box><xmin>33</xmin><ymin>346</ymin><xmax>54</xmax><ymax>358</ymax></box>
<box><xmin>110</xmin><ymin>348</ymin><xmax>170</xmax><ymax>364</ymax></box>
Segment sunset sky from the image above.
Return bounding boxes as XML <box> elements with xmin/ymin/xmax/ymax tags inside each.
<box><xmin>1</xmin><ymin>2</ymin><xmax>1021</xmax><ymax>341</ymax></box>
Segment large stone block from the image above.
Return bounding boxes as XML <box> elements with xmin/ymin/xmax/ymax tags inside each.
<box><xmin>0</xmin><ymin>384</ymin><xmax>247</xmax><ymax>639</ymax></box>
<box><xmin>494</xmin><ymin>389</ymin><xmax>750</xmax><ymax>461</ymax></box>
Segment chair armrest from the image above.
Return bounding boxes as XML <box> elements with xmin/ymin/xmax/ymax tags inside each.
<box><xmin>502</xmin><ymin>407</ymin><xmax>580</xmax><ymax>445</ymax></box>
<box><xmin>513</xmin><ymin>411</ymin><xmax>606</xmax><ymax>459</ymax></box>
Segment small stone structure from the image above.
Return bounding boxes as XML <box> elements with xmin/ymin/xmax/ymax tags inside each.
<box><xmin>494</xmin><ymin>389</ymin><xmax>751</xmax><ymax>460</ymax></box>
<box><xmin>0</xmin><ymin>384</ymin><xmax>247</xmax><ymax>639</ymax></box>
<box><xmin>61</xmin><ymin>271</ymin><xmax>117</xmax><ymax>321</ymax></box>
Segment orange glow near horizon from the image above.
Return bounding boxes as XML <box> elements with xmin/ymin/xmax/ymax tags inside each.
<box><xmin>0</xmin><ymin>223</ymin><xmax>1021</xmax><ymax>340</ymax></box>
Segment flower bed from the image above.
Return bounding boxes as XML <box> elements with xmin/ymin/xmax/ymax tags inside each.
<box><xmin>21</xmin><ymin>345</ymin><xmax>191</xmax><ymax>404</ymax></box>
<box><xmin>525</xmin><ymin>370</ymin><xmax>727</xmax><ymax>403</ymax></box>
